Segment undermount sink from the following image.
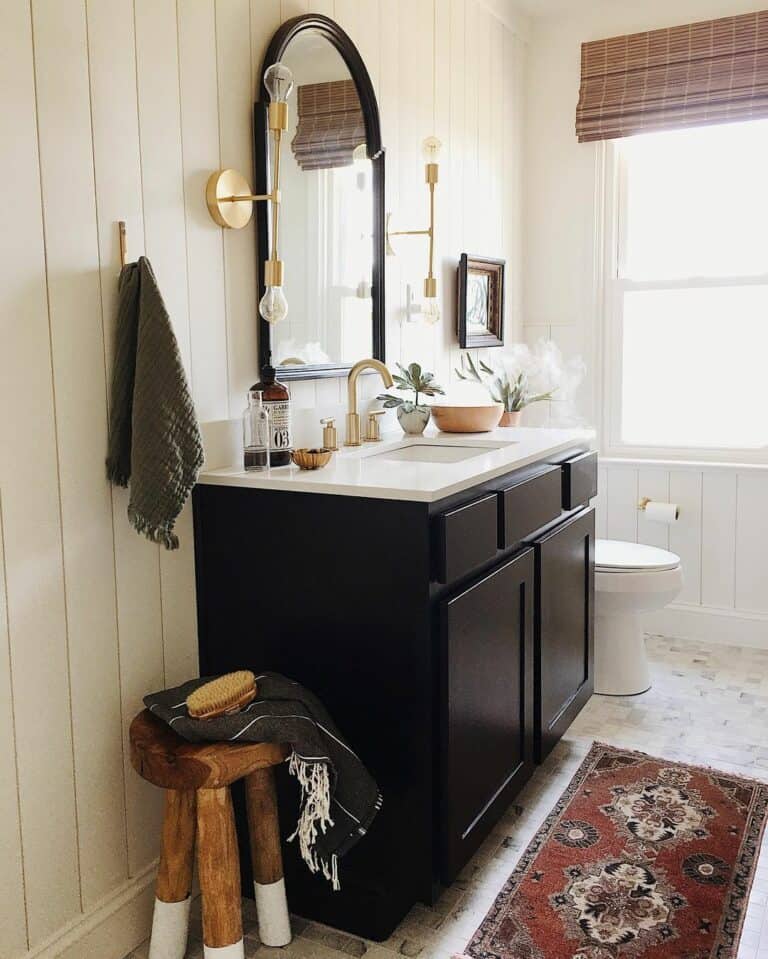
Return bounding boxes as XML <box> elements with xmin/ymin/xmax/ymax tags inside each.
<box><xmin>368</xmin><ymin>444</ymin><xmax>507</xmax><ymax>464</ymax></box>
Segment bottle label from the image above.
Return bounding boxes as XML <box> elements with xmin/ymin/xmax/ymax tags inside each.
<box><xmin>265</xmin><ymin>400</ymin><xmax>292</xmax><ymax>451</ymax></box>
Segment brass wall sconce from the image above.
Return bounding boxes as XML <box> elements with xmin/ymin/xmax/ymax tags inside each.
<box><xmin>386</xmin><ymin>136</ymin><xmax>442</xmax><ymax>325</ymax></box>
<box><xmin>205</xmin><ymin>63</ymin><xmax>294</xmax><ymax>324</ymax></box>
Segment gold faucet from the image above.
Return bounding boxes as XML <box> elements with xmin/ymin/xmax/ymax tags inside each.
<box><xmin>345</xmin><ymin>359</ymin><xmax>394</xmax><ymax>446</ymax></box>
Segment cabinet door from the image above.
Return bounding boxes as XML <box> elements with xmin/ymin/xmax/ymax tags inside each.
<box><xmin>532</xmin><ymin>507</ymin><xmax>595</xmax><ymax>762</ymax></box>
<box><xmin>441</xmin><ymin>549</ymin><xmax>534</xmax><ymax>881</ymax></box>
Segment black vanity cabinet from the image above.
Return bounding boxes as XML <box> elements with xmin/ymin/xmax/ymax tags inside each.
<box><xmin>530</xmin><ymin>507</ymin><xmax>595</xmax><ymax>762</ymax></box>
<box><xmin>441</xmin><ymin>550</ymin><xmax>534</xmax><ymax>880</ymax></box>
<box><xmin>192</xmin><ymin>445</ymin><xmax>596</xmax><ymax>940</ymax></box>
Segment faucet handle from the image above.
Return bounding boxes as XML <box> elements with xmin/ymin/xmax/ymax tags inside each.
<box><xmin>364</xmin><ymin>410</ymin><xmax>386</xmax><ymax>443</ymax></box>
<box><xmin>320</xmin><ymin>417</ymin><xmax>338</xmax><ymax>451</ymax></box>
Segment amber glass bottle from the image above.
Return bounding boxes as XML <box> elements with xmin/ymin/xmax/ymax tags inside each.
<box><xmin>250</xmin><ymin>360</ymin><xmax>292</xmax><ymax>466</ymax></box>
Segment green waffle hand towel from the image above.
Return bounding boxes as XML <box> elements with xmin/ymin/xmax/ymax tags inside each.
<box><xmin>106</xmin><ymin>257</ymin><xmax>203</xmax><ymax>550</ymax></box>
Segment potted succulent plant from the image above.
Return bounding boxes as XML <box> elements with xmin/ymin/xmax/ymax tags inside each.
<box><xmin>377</xmin><ymin>362</ymin><xmax>445</xmax><ymax>435</ymax></box>
<box><xmin>455</xmin><ymin>352</ymin><xmax>556</xmax><ymax>426</ymax></box>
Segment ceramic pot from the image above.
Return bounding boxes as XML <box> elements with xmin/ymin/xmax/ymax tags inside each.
<box><xmin>499</xmin><ymin>409</ymin><xmax>522</xmax><ymax>427</ymax></box>
<box><xmin>397</xmin><ymin>405</ymin><xmax>431</xmax><ymax>435</ymax></box>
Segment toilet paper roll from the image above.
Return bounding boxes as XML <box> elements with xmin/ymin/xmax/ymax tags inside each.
<box><xmin>643</xmin><ymin>500</ymin><xmax>679</xmax><ymax>524</ymax></box>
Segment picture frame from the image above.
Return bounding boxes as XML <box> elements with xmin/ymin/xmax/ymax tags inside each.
<box><xmin>457</xmin><ymin>253</ymin><xmax>505</xmax><ymax>349</ymax></box>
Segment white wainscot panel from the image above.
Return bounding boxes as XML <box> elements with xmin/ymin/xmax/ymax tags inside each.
<box><xmin>701</xmin><ymin>471</ymin><xmax>737</xmax><ymax>610</ymax></box>
<box><xmin>605</xmin><ymin>467</ymin><xmax>638</xmax><ymax>543</ymax></box>
<box><xmin>735</xmin><ymin>472</ymin><xmax>768</xmax><ymax>614</ymax></box>
<box><xmin>668</xmin><ymin>471</ymin><xmax>702</xmax><ymax>606</ymax></box>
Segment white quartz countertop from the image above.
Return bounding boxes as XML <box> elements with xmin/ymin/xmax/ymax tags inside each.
<box><xmin>198</xmin><ymin>426</ymin><xmax>595</xmax><ymax>503</ymax></box>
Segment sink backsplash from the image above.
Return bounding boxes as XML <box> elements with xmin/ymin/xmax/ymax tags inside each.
<box><xmin>201</xmin><ymin>373</ymin><xmax>395</xmax><ymax>470</ymax></box>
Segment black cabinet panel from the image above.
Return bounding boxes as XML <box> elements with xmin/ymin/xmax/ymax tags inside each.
<box><xmin>530</xmin><ymin>507</ymin><xmax>595</xmax><ymax>762</ymax></box>
<box><xmin>498</xmin><ymin>466</ymin><xmax>562</xmax><ymax>548</ymax></box>
<box><xmin>436</xmin><ymin>493</ymin><xmax>497</xmax><ymax>584</ymax></box>
<box><xmin>561</xmin><ymin>451</ymin><xmax>598</xmax><ymax>510</ymax></box>
<box><xmin>441</xmin><ymin>549</ymin><xmax>534</xmax><ymax>880</ymax></box>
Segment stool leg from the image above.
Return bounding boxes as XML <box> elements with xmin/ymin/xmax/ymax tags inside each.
<box><xmin>149</xmin><ymin>789</ymin><xmax>196</xmax><ymax>959</ymax></box>
<box><xmin>196</xmin><ymin>787</ymin><xmax>244</xmax><ymax>958</ymax></box>
<box><xmin>245</xmin><ymin>767</ymin><xmax>291</xmax><ymax>947</ymax></box>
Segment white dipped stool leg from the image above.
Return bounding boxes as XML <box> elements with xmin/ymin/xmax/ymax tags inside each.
<box><xmin>595</xmin><ymin>610</ymin><xmax>651</xmax><ymax>696</ymax></box>
<box><xmin>246</xmin><ymin>768</ymin><xmax>292</xmax><ymax>947</ymax></box>
<box><xmin>149</xmin><ymin>898</ymin><xmax>191</xmax><ymax>959</ymax></box>
<box><xmin>150</xmin><ymin>790</ymin><xmax>196</xmax><ymax>959</ymax></box>
<box><xmin>202</xmin><ymin>942</ymin><xmax>244</xmax><ymax>958</ymax></box>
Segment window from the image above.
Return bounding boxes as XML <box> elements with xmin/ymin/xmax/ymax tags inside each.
<box><xmin>604</xmin><ymin>119</ymin><xmax>768</xmax><ymax>458</ymax></box>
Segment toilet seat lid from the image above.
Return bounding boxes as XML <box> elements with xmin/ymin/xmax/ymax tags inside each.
<box><xmin>596</xmin><ymin>539</ymin><xmax>680</xmax><ymax>572</ymax></box>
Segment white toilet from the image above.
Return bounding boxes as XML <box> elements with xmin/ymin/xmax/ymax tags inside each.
<box><xmin>594</xmin><ymin>539</ymin><xmax>683</xmax><ymax>696</ymax></box>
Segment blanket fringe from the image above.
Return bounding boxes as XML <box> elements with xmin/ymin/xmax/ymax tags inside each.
<box><xmin>286</xmin><ymin>752</ymin><xmax>340</xmax><ymax>890</ymax></box>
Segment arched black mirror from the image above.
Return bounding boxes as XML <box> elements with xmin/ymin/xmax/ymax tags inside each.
<box><xmin>254</xmin><ymin>15</ymin><xmax>385</xmax><ymax>380</ymax></box>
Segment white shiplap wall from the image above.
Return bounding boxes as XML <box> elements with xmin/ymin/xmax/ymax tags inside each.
<box><xmin>0</xmin><ymin>1</ymin><xmax>528</xmax><ymax>957</ymax></box>
<box><xmin>597</xmin><ymin>461</ymin><xmax>768</xmax><ymax>647</ymax></box>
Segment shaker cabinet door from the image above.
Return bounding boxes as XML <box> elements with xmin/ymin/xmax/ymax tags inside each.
<box><xmin>441</xmin><ymin>549</ymin><xmax>535</xmax><ymax>882</ymax></box>
<box><xmin>531</xmin><ymin>507</ymin><xmax>595</xmax><ymax>762</ymax></box>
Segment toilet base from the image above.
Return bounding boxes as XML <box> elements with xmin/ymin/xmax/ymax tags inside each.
<box><xmin>594</xmin><ymin>610</ymin><xmax>651</xmax><ymax>697</ymax></box>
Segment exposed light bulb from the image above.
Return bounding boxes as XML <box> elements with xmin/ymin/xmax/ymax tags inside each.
<box><xmin>422</xmin><ymin>296</ymin><xmax>441</xmax><ymax>325</ymax></box>
<box><xmin>259</xmin><ymin>285</ymin><xmax>288</xmax><ymax>324</ymax></box>
<box><xmin>422</xmin><ymin>136</ymin><xmax>443</xmax><ymax>164</ymax></box>
<box><xmin>263</xmin><ymin>63</ymin><xmax>294</xmax><ymax>103</ymax></box>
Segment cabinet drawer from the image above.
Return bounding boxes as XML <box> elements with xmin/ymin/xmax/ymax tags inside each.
<box><xmin>498</xmin><ymin>466</ymin><xmax>562</xmax><ymax>548</ymax></box>
<box><xmin>436</xmin><ymin>493</ymin><xmax>497</xmax><ymax>584</ymax></box>
<box><xmin>561</xmin><ymin>451</ymin><xmax>598</xmax><ymax>510</ymax></box>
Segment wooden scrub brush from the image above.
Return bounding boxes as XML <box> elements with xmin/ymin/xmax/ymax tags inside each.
<box><xmin>186</xmin><ymin>670</ymin><xmax>257</xmax><ymax>720</ymax></box>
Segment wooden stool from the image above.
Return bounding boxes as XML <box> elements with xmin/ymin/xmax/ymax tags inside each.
<box><xmin>130</xmin><ymin>709</ymin><xmax>291</xmax><ymax>959</ymax></box>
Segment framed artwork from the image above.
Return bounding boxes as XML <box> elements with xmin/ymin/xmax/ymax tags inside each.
<box><xmin>457</xmin><ymin>254</ymin><xmax>505</xmax><ymax>349</ymax></box>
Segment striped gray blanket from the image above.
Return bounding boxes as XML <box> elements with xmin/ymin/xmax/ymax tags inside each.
<box><xmin>144</xmin><ymin>672</ymin><xmax>381</xmax><ymax>889</ymax></box>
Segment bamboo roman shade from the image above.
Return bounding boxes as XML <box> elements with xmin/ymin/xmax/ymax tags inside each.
<box><xmin>576</xmin><ymin>9</ymin><xmax>768</xmax><ymax>142</ymax></box>
<box><xmin>291</xmin><ymin>79</ymin><xmax>366</xmax><ymax>171</ymax></box>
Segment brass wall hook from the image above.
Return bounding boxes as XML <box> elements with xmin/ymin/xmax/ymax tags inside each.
<box><xmin>118</xmin><ymin>220</ymin><xmax>127</xmax><ymax>268</ymax></box>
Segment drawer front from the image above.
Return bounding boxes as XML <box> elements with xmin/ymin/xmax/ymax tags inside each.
<box><xmin>499</xmin><ymin>466</ymin><xmax>562</xmax><ymax>548</ymax></box>
<box><xmin>437</xmin><ymin>493</ymin><xmax>498</xmax><ymax>584</ymax></box>
<box><xmin>562</xmin><ymin>451</ymin><xmax>598</xmax><ymax>510</ymax></box>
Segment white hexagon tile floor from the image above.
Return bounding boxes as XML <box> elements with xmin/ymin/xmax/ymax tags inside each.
<box><xmin>125</xmin><ymin>635</ymin><xmax>768</xmax><ymax>959</ymax></box>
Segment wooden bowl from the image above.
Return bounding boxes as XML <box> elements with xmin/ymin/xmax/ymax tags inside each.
<box><xmin>430</xmin><ymin>404</ymin><xmax>504</xmax><ymax>433</ymax></box>
<box><xmin>291</xmin><ymin>448</ymin><xmax>333</xmax><ymax>470</ymax></box>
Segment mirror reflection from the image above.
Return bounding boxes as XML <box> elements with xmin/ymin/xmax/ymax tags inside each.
<box><xmin>270</xmin><ymin>30</ymin><xmax>374</xmax><ymax>369</ymax></box>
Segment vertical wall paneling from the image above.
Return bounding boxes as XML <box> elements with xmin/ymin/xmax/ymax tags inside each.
<box><xmin>446</xmin><ymin>0</ymin><xmax>466</xmax><ymax>384</ymax></box>
<box><xmin>216</xmin><ymin>0</ymin><xmax>259</xmax><ymax>415</ymax></box>
<box><xmin>701</xmin><ymin>472</ymin><xmax>737</xmax><ymax>610</ymax></box>
<box><xmin>178</xmin><ymin>0</ymin><xmax>230</xmax><ymax>423</ymax></box>
<box><xmin>134</xmin><ymin>0</ymin><xmax>200</xmax><ymax>692</ymax></box>
<box><xmin>2</xmin><ymin>1</ymin><xmax>534</xmax><ymax>953</ymax></box>
<box><xmin>280</xmin><ymin>0</ymin><xmax>309</xmax><ymax>20</ymax></box>
<box><xmin>87</xmin><ymin>0</ymin><xmax>165</xmax><ymax>880</ymax></box>
<box><xmin>735</xmin><ymin>472</ymin><xmax>768</xmax><ymax>613</ymax></box>
<box><xmin>668</xmin><ymin>471</ymin><xmax>703</xmax><ymax>606</ymax></box>
<box><xmin>5</xmin><ymin>0</ymin><xmax>81</xmax><ymax>944</ymax></box>
<box><xmin>379</xmin><ymin>0</ymin><xmax>402</xmax><ymax>366</ymax></box>
<box><xmin>605</xmin><ymin>467</ymin><xmax>638</xmax><ymax>543</ymax></box>
<box><xmin>0</xmin><ymin>495</ymin><xmax>27</xmax><ymax>958</ymax></box>
<box><xmin>637</xmin><ymin>468</ymin><xmax>670</xmax><ymax>551</ymax></box>
<box><xmin>397</xmin><ymin>0</ymin><xmax>435</xmax><ymax>374</ymax></box>
<box><xmin>134</xmin><ymin>0</ymin><xmax>192</xmax><ymax>373</ymax></box>
<box><xmin>37</xmin><ymin>0</ymin><xmax>130</xmax><ymax>908</ymax></box>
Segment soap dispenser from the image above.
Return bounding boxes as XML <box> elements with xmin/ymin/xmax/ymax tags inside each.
<box><xmin>250</xmin><ymin>355</ymin><xmax>292</xmax><ymax>466</ymax></box>
<box><xmin>321</xmin><ymin>417</ymin><xmax>338</xmax><ymax>451</ymax></box>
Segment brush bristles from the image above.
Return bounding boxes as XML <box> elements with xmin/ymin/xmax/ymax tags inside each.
<box><xmin>187</xmin><ymin>670</ymin><xmax>257</xmax><ymax>719</ymax></box>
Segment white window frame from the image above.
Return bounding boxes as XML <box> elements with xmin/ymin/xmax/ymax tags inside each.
<box><xmin>597</xmin><ymin>138</ymin><xmax>768</xmax><ymax>465</ymax></box>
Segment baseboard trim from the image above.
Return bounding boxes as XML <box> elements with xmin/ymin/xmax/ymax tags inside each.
<box><xmin>22</xmin><ymin>861</ymin><xmax>156</xmax><ymax>959</ymax></box>
<box><xmin>643</xmin><ymin>603</ymin><xmax>768</xmax><ymax>649</ymax></box>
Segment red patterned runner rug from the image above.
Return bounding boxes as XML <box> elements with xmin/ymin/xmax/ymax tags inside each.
<box><xmin>457</xmin><ymin>742</ymin><xmax>768</xmax><ymax>959</ymax></box>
